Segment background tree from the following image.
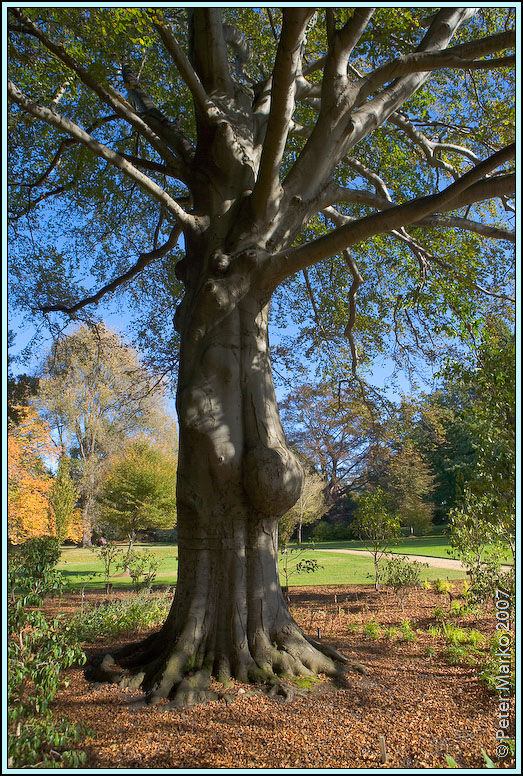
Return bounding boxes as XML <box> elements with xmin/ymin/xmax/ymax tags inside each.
<box><xmin>281</xmin><ymin>382</ymin><xmax>393</xmax><ymax>534</ymax></box>
<box><xmin>36</xmin><ymin>323</ymin><xmax>175</xmax><ymax>545</ymax></box>
<box><xmin>8</xmin><ymin>7</ymin><xmax>515</xmax><ymax>703</ymax></box>
<box><xmin>352</xmin><ymin>487</ymin><xmax>401</xmax><ymax>592</ymax></box>
<box><xmin>48</xmin><ymin>452</ymin><xmax>81</xmax><ymax>544</ymax></box>
<box><xmin>279</xmin><ymin>469</ymin><xmax>328</xmax><ymax>546</ymax></box>
<box><xmin>8</xmin><ymin>407</ymin><xmax>56</xmax><ymax>544</ymax></box>
<box><xmin>97</xmin><ymin>439</ymin><xmax>177</xmax><ymax>558</ymax></box>
<box><xmin>8</xmin><ymin>331</ymin><xmax>39</xmax><ymax>426</ymax></box>
<box><xmin>281</xmin><ymin>383</ymin><xmax>380</xmax><ymax>494</ymax></box>
<box><xmin>385</xmin><ymin>441</ymin><xmax>435</xmax><ymax>536</ymax></box>
<box><xmin>446</xmin><ymin>320</ymin><xmax>515</xmax><ymax>600</ymax></box>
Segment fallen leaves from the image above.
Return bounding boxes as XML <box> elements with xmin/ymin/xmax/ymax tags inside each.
<box><xmin>46</xmin><ymin>584</ymin><xmax>514</xmax><ymax>770</ymax></box>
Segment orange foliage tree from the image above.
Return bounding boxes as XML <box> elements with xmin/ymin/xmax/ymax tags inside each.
<box><xmin>7</xmin><ymin>406</ymin><xmax>57</xmax><ymax>544</ymax></box>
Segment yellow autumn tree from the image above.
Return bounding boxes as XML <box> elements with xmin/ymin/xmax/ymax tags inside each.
<box><xmin>8</xmin><ymin>406</ymin><xmax>57</xmax><ymax>544</ymax></box>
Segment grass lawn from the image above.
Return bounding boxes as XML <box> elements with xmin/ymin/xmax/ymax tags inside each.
<box><xmin>58</xmin><ymin>544</ymin><xmax>179</xmax><ymax>590</ymax></box>
<box><xmin>309</xmin><ymin>534</ymin><xmax>513</xmax><ymax>565</ymax></box>
<box><xmin>58</xmin><ymin>542</ymin><xmax>466</xmax><ymax>591</ymax></box>
<box><xmin>312</xmin><ymin>536</ymin><xmax>455</xmax><ymax>558</ymax></box>
<box><xmin>281</xmin><ymin>549</ymin><xmax>465</xmax><ymax>586</ymax></box>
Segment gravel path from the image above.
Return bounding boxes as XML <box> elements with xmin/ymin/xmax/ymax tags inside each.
<box><xmin>319</xmin><ymin>548</ymin><xmax>512</xmax><ymax>573</ymax></box>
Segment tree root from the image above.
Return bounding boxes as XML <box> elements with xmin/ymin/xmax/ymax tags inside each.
<box><xmin>84</xmin><ymin>622</ymin><xmax>367</xmax><ymax>707</ymax></box>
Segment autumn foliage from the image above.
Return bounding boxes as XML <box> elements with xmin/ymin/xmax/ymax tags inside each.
<box><xmin>8</xmin><ymin>406</ymin><xmax>57</xmax><ymax>544</ymax></box>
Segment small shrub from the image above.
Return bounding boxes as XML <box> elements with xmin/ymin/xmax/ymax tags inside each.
<box><xmin>69</xmin><ymin>591</ymin><xmax>171</xmax><ymax>642</ymax></box>
<box><xmin>441</xmin><ymin>622</ymin><xmax>485</xmax><ymax>648</ymax></box>
<box><xmin>127</xmin><ymin>549</ymin><xmax>160</xmax><ymax>591</ymax></box>
<box><xmin>478</xmin><ymin>633</ymin><xmax>515</xmax><ymax>695</ymax></box>
<box><xmin>8</xmin><ymin>546</ymin><xmax>88</xmax><ymax>770</ymax></box>
<box><xmin>466</xmin><ymin>629</ymin><xmax>485</xmax><ymax>648</ymax></box>
<box><xmin>433</xmin><ymin>605</ymin><xmax>447</xmax><ymax>621</ymax></box>
<box><xmin>382</xmin><ymin>556</ymin><xmax>429</xmax><ymax>612</ymax></box>
<box><xmin>398</xmin><ymin>620</ymin><xmax>417</xmax><ymax>642</ymax></box>
<box><xmin>421</xmin><ymin>580</ymin><xmax>432</xmax><ymax>590</ymax></box>
<box><xmin>363</xmin><ymin>621</ymin><xmax>381</xmax><ymax>639</ymax></box>
<box><xmin>384</xmin><ymin>625</ymin><xmax>400</xmax><ymax>641</ymax></box>
<box><xmin>441</xmin><ymin>644</ymin><xmax>472</xmax><ymax>666</ymax></box>
<box><xmin>434</xmin><ymin>578</ymin><xmax>454</xmax><ymax>596</ymax></box>
<box><xmin>91</xmin><ymin>542</ymin><xmax>125</xmax><ymax>593</ymax></box>
<box><xmin>279</xmin><ymin>545</ymin><xmax>323</xmax><ymax>590</ymax></box>
<box><xmin>8</xmin><ymin>536</ymin><xmax>65</xmax><ymax>603</ymax></box>
<box><xmin>448</xmin><ymin>600</ymin><xmax>464</xmax><ymax>617</ymax></box>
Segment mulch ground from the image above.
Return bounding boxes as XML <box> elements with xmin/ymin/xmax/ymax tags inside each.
<box><xmin>44</xmin><ymin>585</ymin><xmax>515</xmax><ymax>770</ymax></box>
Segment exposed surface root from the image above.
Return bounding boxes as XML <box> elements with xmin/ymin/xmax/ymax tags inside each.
<box><xmin>84</xmin><ymin>624</ymin><xmax>364</xmax><ymax>707</ymax></box>
<box><xmin>304</xmin><ymin>634</ymin><xmax>369</xmax><ymax>675</ymax></box>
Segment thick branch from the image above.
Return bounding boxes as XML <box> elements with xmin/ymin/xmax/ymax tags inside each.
<box><xmin>283</xmin><ymin>8</ymin><xmax>478</xmax><ymax>202</ymax></box>
<box><xmin>250</xmin><ymin>9</ymin><xmax>315</xmax><ymax>219</ymax></box>
<box><xmin>268</xmin><ymin>145</ymin><xmax>515</xmax><ymax>286</ymax></box>
<box><xmin>152</xmin><ymin>12</ymin><xmax>210</xmax><ymax>115</ymax></box>
<box><xmin>322</xmin><ymin>186</ymin><xmax>515</xmax><ymax>244</ymax></box>
<box><xmin>8</xmin><ymin>81</ymin><xmax>196</xmax><ymax>229</ymax></box>
<box><xmin>324</xmin><ymin>9</ymin><xmax>375</xmax><ymax>88</ymax></box>
<box><xmin>190</xmin><ymin>8</ymin><xmax>233</xmax><ymax>95</ymax></box>
<box><xmin>416</xmin><ymin>215</ymin><xmax>515</xmax><ymax>243</ymax></box>
<box><xmin>39</xmin><ymin>225</ymin><xmax>182</xmax><ymax>315</ymax></box>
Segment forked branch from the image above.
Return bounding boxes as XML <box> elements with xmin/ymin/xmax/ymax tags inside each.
<box><xmin>251</xmin><ymin>8</ymin><xmax>315</xmax><ymax>218</ymax></box>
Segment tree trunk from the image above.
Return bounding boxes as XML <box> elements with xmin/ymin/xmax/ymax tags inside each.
<box><xmin>91</xmin><ymin>281</ymin><xmax>348</xmax><ymax>705</ymax></box>
<box><xmin>80</xmin><ymin>494</ymin><xmax>94</xmax><ymax>547</ymax></box>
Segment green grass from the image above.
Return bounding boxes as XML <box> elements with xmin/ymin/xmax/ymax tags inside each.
<box><xmin>282</xmin><ymin>550</ymin><xmax>465</xmax><ymax>587</ymax></box>
<box><xmin>307</xmin><ymin>534</ymin><xmax>513</xmax><ymax>565</ymax></box>
<box><xmin>58</xmin><ymin>543</ymin><xmax>179</xmax><ymax>590</ymax></box>
<box><xmin>58</xmin><ymin>542</ymin><xmax>465</xmax><ymax>591</ymax></box>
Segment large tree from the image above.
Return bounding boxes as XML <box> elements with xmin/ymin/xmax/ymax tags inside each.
<box><xmin>7</xmin><ymin>8</ymin><xmax>515</xmax><ymax>704</ymax></box>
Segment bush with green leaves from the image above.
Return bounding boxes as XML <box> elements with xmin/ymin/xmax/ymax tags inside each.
<box><xmin>127</xmin><ymin>549</ymin><xmax>160</xmax><ymax>591</ymax></box>
<box><xmin>8</xmin><ymin>605</ymin><xmax>88</xmax><ymax>768</ymax></box>
<box><xmin>478</xmin><ymin>632</ymin><xmax>515</xmax><ymax>696</ymax></box>
<box><xmin>450</xmin><ymin>495</ymin><xmax>515</xmax><ymax>606</ymax></box>
<box><xmin>433</xmin><ymin>577</ymin><xmax>456</xmax><ymax>607</ymax></box>
<box><xmin>69</xmin><ymin>591</ymin><xmax>172</xmax><ymax>643</ymax></box>
<box><xmin>7</xmin><ymin>537</ymin><xmax>88</xmax><ymax>769</ymax></box>
<box><xmin>441</xmin><ymin>622</ymin><xmax>484</xmax><ymax>648</ymax></box>
<box><xmin>8</xmin><ymin>536</ymin><xmax>65</xmax><ymax>603</ymax></box>
<box><xmin>382</xmin><ymin>555</ymin><xmax>429</xmax><ymax>612</ymax></box>
<box><xmin>398</xmin><ymin>620</ymin><xmax>417</xmax><ymax>643</ymax></box>
<box><xmin>90</xmin><ymin>542</ymin><xmax>125</xmax><ymax>593</ymax></box>
<box><xmin>351</xmin><ymin>488</ymin><xmax>401</xmax><ymax>591</ymax></box>
<box><xmin>363</xmin><ymin>621</ymin><xmax>381</xmax><ymax>640</ymax></box>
